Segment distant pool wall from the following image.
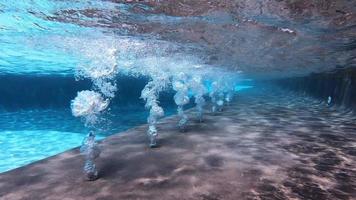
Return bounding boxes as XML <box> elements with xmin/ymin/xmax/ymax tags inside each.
<box><xmin>275</xmin><ymin>68</ymin><xmax>356</xmax><ymax>109</ymax></box>
<box><xmin>0</xmin><ymin>74</ymin><xmax>177</xmax><ymax>111</ymax></box>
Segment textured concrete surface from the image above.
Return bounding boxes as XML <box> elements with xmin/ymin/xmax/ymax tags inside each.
<box><xmin>0</xmin><ymin>88</ymin><xmax>355</xmax><ymax>200</ymax></box>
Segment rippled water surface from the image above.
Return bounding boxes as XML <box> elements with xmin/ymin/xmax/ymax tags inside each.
<box><xmin>0</xmin><ymin>0</ymin><xmax>355</xmax><ymax>77</ymax></box>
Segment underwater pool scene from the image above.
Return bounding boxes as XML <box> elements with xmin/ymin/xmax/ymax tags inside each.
<box><xmin>0</xmin><ymin>0</ymin><xmax>355</xmax><ymax>200</ymax></box>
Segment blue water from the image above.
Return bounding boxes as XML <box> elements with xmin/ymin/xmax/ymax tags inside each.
<box><xmin>0</xmin><ymin>74</ymin><xmax>186</xmax><ymax>172</ymax></box>
<box><xmin>0</xmin><ymin>101</ymin><xmax>179</xmax><ymax>172</ymax></box>
<box><xmin>0</xmin><ymin>1</ymin><xmax>146</xmax><ymax>172</ymax></box>
<box><xmin>0</xmin><ymin>1</ymin><xmax>253</xmax><ymax>173</ymax></box>
<box><xmin>0</xmin><ymin>82</ymin><xmax>253</xmax><ymax>172</ymax></box>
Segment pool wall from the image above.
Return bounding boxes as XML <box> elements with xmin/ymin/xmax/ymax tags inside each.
<box><xmin>0</xmin><ymin>74</ymin><xmax>178</xmax><ymax>111</ymax></box>
<box><xmin>275</xmin><ymin>68</ymin><xmax>356</xmax><ymax>109</ymax></box>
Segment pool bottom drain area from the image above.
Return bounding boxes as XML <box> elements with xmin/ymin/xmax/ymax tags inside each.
<box><xmin>0</xmin><ymin>86</ymin><xmax>355</xmax><ymax>200</ymax></box>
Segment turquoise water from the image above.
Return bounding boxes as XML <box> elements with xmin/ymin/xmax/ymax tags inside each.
<box><xmin>0</xmin><ymin>0</ymin><xmax>252</xmax><ymax>173</ymax></box>
<box><xmin>0</xmin><ymin>130</ymin><xmax>101</xmax><ymax>172</ymax></box>
<box><xmin>0</xmin><ymin>1</ymin><xmax>143</xmax><ymax>172</ymax></box>
<box><xmin>0</xmin><ymin>107</ymin><xmax>146</xmax><ymax>172</ymax></box>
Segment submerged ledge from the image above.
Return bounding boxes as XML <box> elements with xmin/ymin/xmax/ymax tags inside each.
<box><xmin>0</xmin><ymin>89</ymin><xmax>355</xmax><ymax>200</ymax></box>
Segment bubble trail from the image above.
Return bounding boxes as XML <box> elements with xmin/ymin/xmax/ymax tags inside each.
<box><xmin>173</xmin><ymin>72</ymin><xmax>190</xmax><ymax>132</ymax></box>
<box><xmin>71</xmin><ymin>40</ymin><xmax>119</xmax><ymax>180</ymax></box>
<box><xmin>141</xmin><ymin>76</ymin><xmax>168</xmax><ymax>147</ymax></box>
<box><xmin>188</xmin><ymin>75</ymin><xmax>207</xmax><ymax>122</ymax></box>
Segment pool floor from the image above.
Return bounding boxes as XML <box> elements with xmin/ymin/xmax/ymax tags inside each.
<box><xmin>0</xmin><ymin>87</ymin><xmax>355</xmax><ymax>200</ymax></box>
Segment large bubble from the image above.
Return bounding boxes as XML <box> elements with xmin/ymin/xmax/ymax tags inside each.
<box><xmin>71</xmin><ymin>90</ymin><xmax>109</xmax><ymax>117</ymax></box>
